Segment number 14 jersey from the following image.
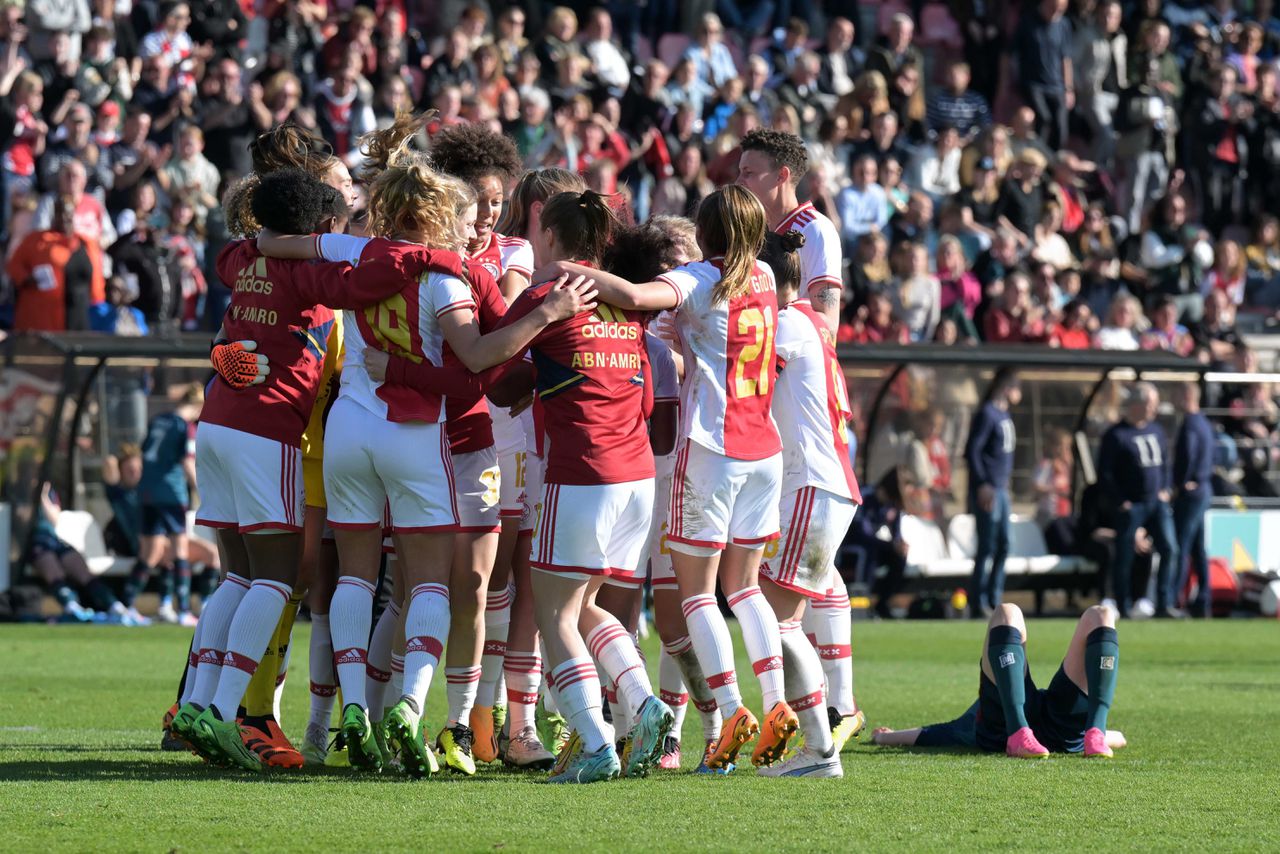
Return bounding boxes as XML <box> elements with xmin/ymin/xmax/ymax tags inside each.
<box><xmin>658</xmin><ymin>258</ymin><xmax>782</xmax><ymax>461</ymax></box>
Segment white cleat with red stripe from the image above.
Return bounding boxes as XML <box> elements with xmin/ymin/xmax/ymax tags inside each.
<box><xmin>755</xmin><ymin>745</ymin><xmax>843</xmax><ymax>778</ymax></box>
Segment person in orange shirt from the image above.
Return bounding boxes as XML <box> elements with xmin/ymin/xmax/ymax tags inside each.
<box><xmin>6</xmin><ymin>196</ymin><xmax>105</xmax><ymax>331</ymax></box>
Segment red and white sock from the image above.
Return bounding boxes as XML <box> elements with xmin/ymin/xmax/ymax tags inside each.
<box><xmin>662</xmin><ymin>634</ymin><xmax>720</xmax><ymax>741</ymax></box>
<box><xmin>681</xmin><ymin>594</ymin><xmax>742</xmax><ymax>716</ymax></box>
<box><xmin>329</xmin><ymin>575</ymin><xmax>375</xmax><ymax>710</ymax></box>
<box><xmin>726</xmin><ymin>586</ymin><xmax>786</xmax><ymax>709</ymax></box>
<box><xmin>658</xmin><ymin>646</ymin><xmax>688</xmax><ymax>740</ymax></box>
<box><xmin>550</xmin><ymin>657</ymin><xmax>611</xmax><ymax>753</ymax></box>
<box><xmin>445</xmin><ymin>666</ymin><xmax>482</xmax><ymax>725</ymax></box>
<box><xmin>586</xmin><ymin>618</ymin><xmax>653</xmax><ymax>718</ymax></box>
<box><xmin>366</xmin><ymin>601</ymin><xmax>400</xmax><ymax>722</ymax></box>
<box><xmin>804</xmin><ymin>587</ymin><xmax>857</xmax><ymax>715</ymax></box>
<box><xmin>210</xmin><ymin>579</ymin><xmax>293</xmax><ymax>720</ymax></box>
<box><xmin>390</xmin><ymin>653</ymin><xmax>404</xmax><ymax>701</ymax></box>
<box><xmin>273</xmin><ymin>643</ymin><xmax>290</xmax><ymax>721</ymax></box>
<box><xmin>402</xmin><ymin>583</ymin><xmax>450</xmax><ymax>709</ymax></box>
<box><xmin>179</xmin><ymin>617</ymin><xmax>202</xmax><ymax>706</ymax></box>
<box><xmin>779</xmin><ymin>618</ymin><xmax>833</xmax><ymax>756</ymax></box>
<box><xmin>539</xmin><ymin>638</ymin><xmax>561</xmax><ymax>715</ymax></box>
<box><xmin>307</xmin><ymin>612</ymin><xmax>337</xmax><ymax>731</ymax></box>
<box><xmin>503</xmin><ymin>648</ymin><xmax>541</xmax><ymax>733</ymax></box>
<box><xmin>477</xmin><ymin>584</ymin><xmax>512</xmax><ymax>708</ymax></box>
<box><xmin>189</xmin><ymin>573</ymin><xmax>250</xmax><ymax>707</ymax></box>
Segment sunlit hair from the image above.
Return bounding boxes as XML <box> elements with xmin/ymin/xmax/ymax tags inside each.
<box><xmin>695</xmin><ymin>185</ymin><xmax>767</xmax><ymax>304</ymax></box>
<box><xmin>366</xmin><ymin>159</ymin><xmax>469</xmax><ymax>251</ymax></box>
<box><xmin>498</xmin><ymin>167</ymin><xmax>586</xmax><ymax>238</ymax></box>
<box><xmin>355</xmin><ymin>109</ymin><xmax>430</xmax><ymax>182</ymax></box>
<box><xmin>648</xmin><ymin>215</ymin><xmax>701</xmax><ymax>264</ymax></box>
<box><xmin>759</xmin><ymin>229</ymin><xmax>805</xmax><ymax>295</ymax></box>
<box><xmin>226</xmin><ymin>124</ymin><xmax>338</xmax><ymax>237</ymax></box>
<box><xmin>605</xmin><ymin>218</ymin><xmax>697</xmax><ymax>282</ymax></box>
<box><xmin>540</xmin><ymin>191</ymin><xmax>618</xmax><ymax>265</ymax></box>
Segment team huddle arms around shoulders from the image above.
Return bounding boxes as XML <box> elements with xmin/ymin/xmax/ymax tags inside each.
<box><xmin>169</xmin><ymin>118</ymin><xmax>1125</xmax><ymax>782</ymax></box>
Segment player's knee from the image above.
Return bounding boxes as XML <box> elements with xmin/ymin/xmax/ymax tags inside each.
<box><xmin>990</xmin><ymin>602</ymin><xmax>1024</xmax><ymax>629</ymax></box>
<box><xmin>1084</xmin><ymin>603</ymin><xmax>1116</xmax><ymax>628</ymax></box>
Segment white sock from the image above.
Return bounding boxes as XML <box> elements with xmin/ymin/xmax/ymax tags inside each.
<box><xmin>726</xmin><ymin>586</ymin><xmax>786</xmax><ymax>709</ymax></box>
<box><xmin>179</xmin><ymin>617</ymin><xmax>203</xmax><ymax>706</ymax></box>
<box><xmin>445</xmin><ymin>666</ymin><xmax>482</xmax><ymax>725</ymax></box>
<box><xmin>189</xmin><ymin>573</ymin><xmax>249</xmax><ymax>707</ymax></box>
<box><xmin>663</xmin><ymin>635</ymin><xmax>720</xmax><ymax>740</ymax></box>
<box><xmin>478</xmin><ymin>585</ymin><xmax>511</xmax><ymax>708</ymax></box>
<box><xmin>681</xmin><ymin>594</ymin><xmax>742</xmax><ymax>715</ymax></box>
<box><xmin>805</xmin><ymin>587</ymin><xmax>857</xmax><ymax>715</ymax></box>
<box><xmin>211</xmin><ymin>579</ymin><xmax>293</xmax><ymax>720</ymax></box>
<box><xmin>273</xmin><ymin>642</ymin><xmax>291</xmax><ymax>721</ymax></box>
<box><xmin>329</xmin><ymin>576</ymin><xmax>375</xmax><ymax>710</ymax></box>
<box><xmin>586</xmin><ymin>618</ymin><xmax>653</xmax><ymax>716</ymax></box>
<box><xmin>307</xmin><ymin>613</ymin><xmax>337</xmax><ymax>731</ymax></box>
<box><xmin>402</xmin><ymin>583</ymin><xmax>450</xmax><ymax>709</ymax></box>
<box><xmin>779</xmin><ymin>618</ymin><xmax>833</xmax><ymax>755</ymax></box>
<box><xmin>366</xmin><ymin>601</ymin><xmax>399</xmax><ymax>722</ymax></box>
<box><xmin>390</xmin><ymin>653</ymin><xmax>404</xmax><ymax>700</ymax></box>
<box><xmin>658</xmin><ymin>646</ymin><xmax>688</xmax><ymax>741</ymax></box>
<box><xmin>550</xmin><ymin>657</ymin><xmax>611</xmax><ymax>753</ymax></box>
<box><xmin>539</xmin><ymin>637</ymin><xmax>561</xmax><ymax>715</ymax></box>
<box><xmin>504</xmin><ymin>649</ymin><xmax>541</xmax><ymax>732</ymax></box>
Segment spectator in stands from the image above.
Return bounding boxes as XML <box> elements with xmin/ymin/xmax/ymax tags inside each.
<box><xmin>867</xmin><ymin>14</ymin><xmax>923</xmax><ymax>87</ymax></box>
<box><xmin>89</xmin><ymin>274</ymin><xmax>149</xmax><ymax>336</ymax></box>
<box><xmin>102</xmin><ymin>445</ymin><xmax>142</xmax><ymax>559</ymax></box>
<box><xmin>133</xmin><ymin>54</ymin><xmax>195</xmax><ymax>147</ymax></box>
<box><xmin>1115</xmin><ymin>57</ymin><xmax>1178</xmax><ymax>234</ymax></box>
<box><xmin>1074</xmin><ymin>0</ymin><xmax>1127</xmax><ymax>165</ymax></box>
<box><xmin>892</xmin><ymin>241</ymin><xmax>941</xmax><ymax>342</ymax></box>
<box><xmin>1140</xmin><ymin>296</ymin><xmax>1195</xmax><ymax>355</ymax></box>
<box><xmin>848</xmin><ymin>230</ymin><xmax>891</xmax><ymax>309</ymax></box>
<box><xmin>1190</xmin><ymin>288</ymin><xmax>1243</xmax><ymax>368</ymax></box>
<box><xmin>1030</xmin><ymin>200</ymin><xmax>1075</xmax><ymax>273</ymax></box>
<box><xmin>1016</xmin><ymin>0</ymin><xmax>1075</xmax><ymax>151</ymax></box>
<box><xmin>817</xmin><ymin>17</ymin><xmax>863</xmax><ymax>99</ymax></box>
<box><xmin>1098</xmin><ymin>382</ymin><xmax>1181</xmax><ymax>618</ymax></box>
<box><xmin>6</xmin><ymin>195</ymin><xmax>103</xmax><ymax>331</ymax></box>
<box><xmin>954</xmin><ymin>0</ymin><xmax>1006</xmax><ymax>104</ymax></box>
<box><xmin>985</xmin><ymin>270</ymin><xmax>1048</xmax><ymax>343</ymax></box>
<box><xmin>684</xmin><ymin>14</ymin><xmax>737</xmax><ymax>91</ymax></box>
<box><xmin>740</xmin><ymin>56</ymin><xmax>778</xmax><ymax>127</ymax></box>
<box><xmin>39</xmin><ymin>102</ymin><xmax>111</xmax><ymax>195</ymax></box>
<box><xmin>1202</xmin><ymin>238</ymin><xmax>1247</xmax><ymax>307</ymax></box>
<box><xmin>996</xmin><ymin>148</ymin><xmax>1048</xmax><ymax>244</ymax></box>
<box><xmin>198</xmin><ymin>58</ymin><xmax>258</xmax><ymax>179</ymax></box>
<box><xmin>910</xmin><ymin>124</ymin><xmax>963</xmax><ymax>204</ymax></box>
<box><xmin>423</xmin><ymin>27</ymin><xmax>478</xmax><ymax>105</ymax></box>
<box><xmin>846</xmin><ymin>291</ymin><xmax>908</xmax><ymax>343</ymax></box>
<box><xmin>1050</xmin><ymin>299</ymin><xmax>1095</xmax><ymax>348</ymax></box>
<box><xmin>156</xmin><ymin>126</ymin><xmax>220</xmax><ymax>224</ymax></box>
<box><xmin>937</xmin><ymin>234</ymin><xmax>981</xmax><ymax>325</ymax></box>
<box><xmin>321</xmin><ymin>6</ymin><xmax>378</xmax><ymax>78</ymax></box>
<box><xmin>716</xmin><ymin>0</ymin><xmax>776</xmax><ymax>41</ymax></box>
<box><xmin>534</xmin><ymin>6</ymin><xmax>582</xmax><ymax>86</ymax></box>
<box><xmin>1094</xmin><ymin>292</ymin><xmax>1143</xmax><ymax>350</ymax></box>
<box><xmin>926</xmin><ymin>62</ymin><xmax>990</xmax><ymax>140</ymax></box>
<box><xmin>964</xmin><ymin>367</ymin><xmax>1020</xmax><ymax>617</ymax></box>
<box><xmin>29</xmin><ymin>482</ymin><xmax>139</xmax><ymax>624</ymax></box>
<box><xmin>776</xmin><ymin>51</ymin><xmax>824</xmax><ymax>141</ymax></box>
<box><xmin>1173</xmin><ymin>381</ymin><xmax>1215</xmax><ymax>618</ymax></box>
<box><xmin>581</xmin><ymin>9</ymin><xmax>630</xmax><ymax>96</ymax></box>
<box><xmin>836</xmin><ymin>154</ymin><xmax>888</xmax><ymax>247</ymax></box>
<box><xmin>847</xmin><ymin>467</ymin><xmax>911</xmax><ymax>620</ymax></box>
<box><xmin>1072</xmin><ymin>479</ymin><xmax>1155</xmax><ymax>615</ymax></box>
<box><xmin>1185</xmin><ymin>63</ymin><xmax>1253</xmax><ymax>233</ymax></box>
<box><xmin>1034</xmin><ymin>427</ymin><xmax>1074</xmax><ymax>528</ymax></box>
<box><xmin>888</xmin><ymin>190</ymin><xmax>936</xmax><ymax>252</ymax></box>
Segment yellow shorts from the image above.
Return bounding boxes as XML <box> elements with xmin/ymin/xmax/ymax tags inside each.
<box><xmin>303</xmin><ymin>455</ymin><xmax>326</xmax><ymax>509</ymax></box>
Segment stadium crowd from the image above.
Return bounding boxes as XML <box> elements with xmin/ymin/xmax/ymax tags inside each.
<box><xmin>0</xmin><ymin>0</ymin><xmax>1277</xmax><ymax>342</ymax></box>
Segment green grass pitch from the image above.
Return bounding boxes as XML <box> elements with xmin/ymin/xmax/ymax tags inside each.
<box><xmin>1</xmin><ymin>618</ymin><xmax>1277</xmax><ymax>852</ymax></box>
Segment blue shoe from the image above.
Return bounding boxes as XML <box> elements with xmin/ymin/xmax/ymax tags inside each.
<box><xmin>695</xmin><ymin>739</ymin><xmax>734</xmax><ymax>775</ymax></box>
<box><xmin>545</xmin><ymin>743</ymin><xmax>620</xmax><ymax>784</ymax></box>
<box><xmin>626</xmin><ymin>696</ymin><xmax>674</xmax><ymax>778</ymax></box>
<box><xmin>60</xmin><ymin>601</ymin><xmax>96</xmax><ymax>622</ymax></box>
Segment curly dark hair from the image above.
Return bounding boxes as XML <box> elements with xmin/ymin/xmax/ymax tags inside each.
<box><xmin>251</xmin><ymin>168</ymin><xmax>346</xmax><ymax>235</ymax></box>
<box><xmin>605</xmin><ymin>222</ymin><xmax>692</xmax><ymax>283</ymax></box>
<box><xmin>428</xmin><ymin>122</ymin><xmax>523</xmax><ymax>189</ymax></box>
<box><xmin>740</xmin><ymin>128</ymin><xmax>810</xmax><ymax>185</ymax></box>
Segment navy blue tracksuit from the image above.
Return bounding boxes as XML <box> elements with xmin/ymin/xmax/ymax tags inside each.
<box><xmin>1173</xmin><ymin>412</ymin><xmax>1215</xmax><ymax>616</ymax></box>
<box><xmin>965</xmin><ymin>402</ymin><xmax>1015</xmax><ymax>611</ymax></box>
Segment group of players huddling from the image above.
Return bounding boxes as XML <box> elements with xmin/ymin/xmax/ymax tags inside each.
<box><xmin>162</xmin><ymin>118</ymin><xmax>1126</xmax><ymax>782</ymax></box>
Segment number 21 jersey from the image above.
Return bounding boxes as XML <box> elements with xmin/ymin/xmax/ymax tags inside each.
<box><xmin>657</xmin><ymin>258</ymin><xmax>782</xmax><ymax>461</ymax></box>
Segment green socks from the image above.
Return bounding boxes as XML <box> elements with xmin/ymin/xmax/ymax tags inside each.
<box><xmin>1084</xmin><ymin>627</ymin><xmax>1119</xmax><ymax>731</ymax></box>
<box><xmin>987</xmin><ymin>625</ymin><xmax>1029</xmax><ymax>735</ymax></box>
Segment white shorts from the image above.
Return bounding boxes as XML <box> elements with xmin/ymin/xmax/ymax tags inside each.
<box><xmin>532</xmin><ymin>479</ymin><xmax>655</xmax><ymax>580</ymax></box>
<box><xmin>614</xmin><ymin>454</ymin><xmax>676</xmax><ymax>589</ymax></box>
<box><xmin>195</xmin><ymin>422</ymin><xmax>303</xmax><ymax>533</ymax></box>
<box><xmin>760</xmin><ymin>486</ymin><xmax>858</xmax><ymax>599</ymax></box>
<box><xmin>498</xmin><ymin>451</ymin><xmax>526</xmax><ymax>520</ymax></box>
<box><xmin>323</xmin><ymin>395</ymin><xmax>458</xmax><ymax>533</ymax></box>
<box><xmin>519</xmin><ymin>453</ymin><xmax>545</xmax><ymax>534</ymax></box>
<box><xmin>668</xmin><ymin>439</ymin><xmax>782</xmax><ymax>555</ymax></box>
<box><xmin>454</xmin><ymin>446</ymin><xmax>501</xmax><ymax>533</ymax></box>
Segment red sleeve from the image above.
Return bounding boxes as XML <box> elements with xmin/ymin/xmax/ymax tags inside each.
<box><xmin>214</xmin><ymin>239</ymin><xmax>248</xmax><ymax>288</ymax></box>
<box><xmin>294</xmin><ymin>246</ymin><xmax>468</xmax><ymax>310</ymax></box>
<box><xmin>492</xmin><ymin>284</ymin><xmax>546</xmax><ymax>345</ymax></box>
<box><xmin>465</xmin><ymin>261</ymin><xmax>508</xmax><ymax>331</ymax></box>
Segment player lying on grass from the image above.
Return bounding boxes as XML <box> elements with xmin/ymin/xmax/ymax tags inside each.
<box><xmin>871</xmin><ymin>603</ymin><xmax>1126</xmax><ymax>758</ymax></box>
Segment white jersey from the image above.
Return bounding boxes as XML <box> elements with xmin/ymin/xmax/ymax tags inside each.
<box><xmin>320</xmin><ymin>233</ymin><xmax>475</xmax><ymax>424</ymax></box>
<box><xmin>773</xmin><ymin>299</ymin><xmax>861</xmax><ymax>501</ymax></box>
<box><xmin>472</xmin><ymin>233</ymin><xmax>535</xmax><ymax>457</ymax></box>
<box><xmin>656</xmin><ymin>258</ymin><xmax>782</xmax><ymax>461</ymax></box>
<box><xmin>775</xmin><ymin>202</ymin><xmax>842</xmax><ymax>301</ymax></box>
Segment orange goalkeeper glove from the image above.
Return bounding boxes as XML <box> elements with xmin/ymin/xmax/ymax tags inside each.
<box><xmin>210</xmin><ymin>339</ymin><xmax>269</xmax><ymax>389</ymax></box>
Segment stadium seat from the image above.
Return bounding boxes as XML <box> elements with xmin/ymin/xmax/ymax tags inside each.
<box><xmin>657</xmin><ymin>33</ymin><xmax>692</xmax><ymax>70</ymax></box>
<box><xmin>902</xmin><ymin>515</ymin><xmax>973</xmax><ymax>577</ymax></box>
<box><xmin>53</xmin><ymin>511</ymin><xmax>134</xmax><ymax>577</ymax></box>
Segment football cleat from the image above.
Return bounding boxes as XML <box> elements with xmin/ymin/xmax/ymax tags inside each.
<box><xmin>756</xmin><ymin>745</ymin><xmax>843</xmax><ymax>778</ymax></box>
<box><xmin>193</xmin><ymin>708</ymin><xmax>262</xmax><ymax>773</ymax></box>
<box><xmin>695</xmin><ymin>739</ymin><xmax>734</xmax><ymax>775</ymax></box>
<box><xmin>240</xmin><ymin>714</ymin><xmax>304</xmax><ymax>769</ymax></box>
<box><xmin>324</xmin><ymin>729</ymin><xmax>351</xmax><ymax>768</ymax></box>
<box><xmin>545</xmin><ymin>743</ymin><xmax>620</xmax><ymax>784</ymax></box>
<box><xmin>706</xmin><ymin>706</ymin><xmax>759</xmax><ymax>771</ymax></box>
<box><xmin>1083</xmin><ymin>727</ymin><xmax>1113</xmax><ymax>759</ymax></box>
<box><xmin>384</xmin><ymin>699</ymin><xmax>437</xmax><ymax>779</ymax></box>
<box><xmin>657</xmin><ymin>736</ymin><xmax>681</xmax><ymax>770</ymax></box>
<box><xmin>169</xmin><ymin>702</ymin><xmax>217</xmax><ymax>761</ymax></box>
<box><xmin>1006</xmin><ymin>726</ymin><xmax>1051</xmax><ymax>759</ymax></box>
<box><xmin>752</xmin><ymin>702</ymin><xmax>799</xmax><ymax>767</ymax></box>
<box><xmin>436</xmin><ymin>724</ymin><xmax>478</xmax><ymax>776</ymax></box>
<box><xmin>829</xmin><ymin>707</ymin><xmax>867</xmax><ymax>753</ymax></box>
<box><xmin>341</xmin><ymin>704</ymin><xmax>383</xmax><ymax>772</ymax></box>
<box><xmin>505</xmin><ymin>725</ymin><xmax>556</xmax><ymax>771</ymax></box>
<box><xmin>371</xmin><ymin>719</ymin><xmax>396</xmax><ymax>769</ymax></box>
<box><xmin>536</xmin><ymin>706</ymin><xmax>570</xmax><ymax>756</ymax></box>
<box><xmin>301</xmin><ymin>723</ymin><xmax>330</xmax><ymax>766</ymax></box>
<box><xmin>492</xmin><ymin>704</ymin><xmax>507</xmax><ymax>734</ymax></box>
<box><xmin>626</xmin><ymin>696</ymin><xmax>675</xmax><ymax>779</ymax></box>
<box><xmin>549</xmin><ymin>729</ymin><xmax>582</xmax><ymax>777</ymax></box>
<box><xmin>156</xmin><ymin>600</ymin><xmax>180</xmax><ymax>624</ymax></box>
<box><xmin>470</xmin><ymin>704</ymin><xmax>498</xmax><ymax>763</ymax></box>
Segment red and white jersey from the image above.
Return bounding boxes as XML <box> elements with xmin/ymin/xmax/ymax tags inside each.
<box><xmin>657</xmin><ymin>258</ymin><xmax>782</xmax><ymax>461</ymax></box>
<box><xmin>775</xmin><ymin>202</ymin><xmax>842</xmax><ymax>301</ymax></box>
<box><xmin>773</xmin><ymin>299</ymin><xmax>862</xmax><ymax>503</ymax></box>
<box><xmin>471</xmin><ymin>232</ymin><xmax>534</xmax><ymax>457</ymax></box>
<box><xmin>469</xmin><ymin>231</ymin><xmax>534</xmax><ymax>284</ymax></box>
<box><xmin>444</xmin><ymin>261</ymin><xmax>505</xmax><ymax>454</ymax></box>
<box><xmin>320</xmin><ymin>233</ymin><xmax>475</xmax><ymax>424</ymax></box>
